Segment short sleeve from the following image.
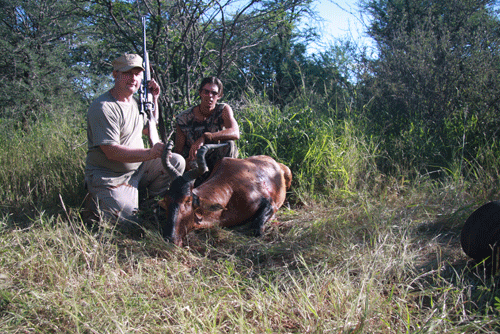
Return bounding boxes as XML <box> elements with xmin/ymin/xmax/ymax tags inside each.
<box><xmin>88</xmin><ymin>100</ymin><xmax>121</xmax><ymax>146</ymax></box>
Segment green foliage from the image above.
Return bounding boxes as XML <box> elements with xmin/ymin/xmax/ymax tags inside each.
<box><xmin>361</xmin><ymin>0</ymin><xmax>500</xmax><ymax>174</ymax></box>
<box><xmin>236</xmin><ymin>95</ymin><xmax>380</xmax><ymax>202</ymax></box>
<box><xmin>0</xmin><ymin>111</ymin><xmax>87</xmax><ymax>216</ymax></box>
<box><xmin>224</xmin><ymin>5</ymin><xmax>358</xmax><ymax>112</ymax></box>
<box><xmin>0</xmin><ymin>0</ymin><xmax>87</xmax><ymax>124</ymax></box>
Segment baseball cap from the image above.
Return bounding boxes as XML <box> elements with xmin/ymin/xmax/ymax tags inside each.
<box><xmin>112</xmin><ymin>54</ymin><xmax>145</xmax><ymax>72</ymax></box>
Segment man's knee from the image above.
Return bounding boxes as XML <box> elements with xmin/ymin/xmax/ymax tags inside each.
<box><xmin>168</xmin><ymin>152</ymin><xmax>185</xmax><ymax>175</ymax></box>
<box><xmin>85</xmin><ymin>184</ymin><xmax>138</xmax><ymax>222</ymax></box>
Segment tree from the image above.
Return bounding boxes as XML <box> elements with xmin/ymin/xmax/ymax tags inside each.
<box><xmin>223</xmin><ymin>0</ymin><xmax>321</xmax><ymax>108</ymax></box>
<box><xmin>83</xmin><ymin>0</ymin><xmax>315</xmax><ymax>124</ymax></box>
<box><xmin>360</xmin><ymin>0</ymin><xmax>500</xmax><ymax>169</ymax></box>
<box><xmin>0</xmin><ymin>0</ymin><xmax>88</xmax><ymax>128</ymax></box>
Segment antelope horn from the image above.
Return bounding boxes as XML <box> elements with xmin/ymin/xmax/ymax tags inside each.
<box><xmin>183</xmin><ymin>143</ymin><xmax>229</xmax><ymax>181</ymax></box>
<box><xmin>161</xmin><ymin>141</ymin><xmax>182</xmax><ymax>179</ymax></box>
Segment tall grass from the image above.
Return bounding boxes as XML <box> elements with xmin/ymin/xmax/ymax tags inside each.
<box><xmin>1</xmin><ymin>96</ymin><xmax>500</xmax><ymax>332</ymax></box>
<box><xmin>0</xmin><ymin>112</ymin><xmax>87</xmax><ymax>217</ymax></box>
<box><xmin>236</xmin><ymin>97</ymin><xmax>380</xmax><ymax>203</ymax></box>
<box><xmin>1</xmin><ymin>179</ymin><xmax>499</xmax><ymax>332</ymax></box>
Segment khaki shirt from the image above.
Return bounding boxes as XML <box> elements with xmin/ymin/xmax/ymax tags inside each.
<box><xmin>85</xmin><ymin>91</ymin><xmax>146</xmax><ymax>187</ymax></box>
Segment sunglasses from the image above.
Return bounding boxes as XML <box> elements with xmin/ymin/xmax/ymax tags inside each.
<box><xmin>201</xmin><ymin>88</ymin><xmax>219</xmax><ymax>96</ymax></box>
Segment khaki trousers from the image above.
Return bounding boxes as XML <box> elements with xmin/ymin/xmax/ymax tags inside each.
<box><xmin>85</xmin><ymin>153</ymin><xmax>185</xmax><ymax>226</ymax></box>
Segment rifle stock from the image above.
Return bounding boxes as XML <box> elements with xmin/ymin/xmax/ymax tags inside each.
<box><xmin>141</xmin><ymin>16</ymin><xmax>161</xmax><ymax>146</ymax></box>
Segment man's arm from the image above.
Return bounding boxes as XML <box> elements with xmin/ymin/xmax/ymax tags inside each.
<box><xmin>101</xmin><ymin>143</ymin><xmax>165</xmax><ymax>163</ymax></box>
<box><xmin>187</xmin><ymin>104</ymin><xmax>239</xmax><ymax>163</ymax></box>
<box><xmin>203</xmin><ymin>104</ymin><xmax>240</xmax><ymax>142</ymax></box>
<box><xmin>146</xmin><ymin>79</ymin><xmax>161</xmax><ymax>145</ymax></box>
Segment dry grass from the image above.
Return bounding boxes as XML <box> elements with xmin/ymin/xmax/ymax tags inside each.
<box><xmin>2</xmin><ymin>103</ymin><xmax>500</xmax><ymax>333</ymax></box>
<box><xmin>1</xmin><ymin>177</ymin><xmax>500</xmax><ymax>333</ymax></box>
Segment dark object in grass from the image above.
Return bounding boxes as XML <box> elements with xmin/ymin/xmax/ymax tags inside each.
<box><xmin>461</xmin><ymin>201</ymin><xmax>500</xmax><ymax>273</ymax></box>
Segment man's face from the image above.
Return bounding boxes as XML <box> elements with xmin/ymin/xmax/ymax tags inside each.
<box><xmin>199</xmin><ymin>83</ymin><xmax>220</xmax><ymax>108</ymax></box>
<box><xmin>113</xmin><ymin>68</ymin><xmax>144</xmax><ymax>94</ymax></box>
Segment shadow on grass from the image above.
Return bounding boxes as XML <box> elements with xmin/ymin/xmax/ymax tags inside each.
<box><xmin>412</xmin><ymin>202</ymin><xmax>500</xmax><ymax>318</ymax></box>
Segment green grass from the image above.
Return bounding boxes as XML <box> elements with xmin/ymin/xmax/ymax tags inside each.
<box><xmin>0</xmin><ymin>114</ymin><xmax>87</xmax><ymax>218</ymax></box>
<box><xmin>237</xmin><ymin>99</ymin><xmax>381</xmax><ymax>204</ymax></box>
<box><xmin>1</xmin><ymin>101</ymin><xmax>500</xmax><ymax>332</ymax></box>
<box><xmin>1</xmin><ymin>183</ymin><xmax>499</xmax><ymax>332</ymax></box>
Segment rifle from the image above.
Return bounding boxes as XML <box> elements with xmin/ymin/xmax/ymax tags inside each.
<box><xmin>140</xmin><ymin>16</ymin><xmax>161</xmax><ymax>146</ymax></box>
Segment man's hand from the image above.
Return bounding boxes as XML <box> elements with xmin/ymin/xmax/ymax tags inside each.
<box><xmin>148</xmin><ymin>79</ymin><xmax>160</xmax><ymax>99</ymax></box>
<box><xmin>187</xmin><ymin>136</ymin><xmax>206</xmax><ymax>166</ymax></box>
<box><xmin>149</xmin><ymin>142</ymin><xmax>166</xmax><ymax>160</ymax></box>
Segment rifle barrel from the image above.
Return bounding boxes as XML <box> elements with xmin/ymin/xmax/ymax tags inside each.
<box><xmin>142</xmin><ymin>16</ymin><xmax>160</xmax><ymax>145</ymax></box>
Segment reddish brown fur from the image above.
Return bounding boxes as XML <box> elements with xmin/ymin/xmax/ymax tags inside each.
<box><xmin>159</xmin><ymin>155</ymin><xmax>292</xmax><ymax>247</ymax></box>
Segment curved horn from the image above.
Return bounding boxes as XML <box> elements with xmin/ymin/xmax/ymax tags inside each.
<box><xmin>183</xmin><ymin>143</ymin><xmax>230</xmax><ymax>181</ymax></box>
<box><xmin>161</xmin><ymin>141</ymin><xmax>182</xmax><ymax>179</ymax></box>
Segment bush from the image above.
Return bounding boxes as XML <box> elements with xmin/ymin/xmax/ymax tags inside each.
<box><xmin>235</xmin><ymin>95</ymin><xmax>381</xmax><ymax>203</ymax></box>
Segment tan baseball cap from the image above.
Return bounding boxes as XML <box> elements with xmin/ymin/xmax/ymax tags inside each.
<box><xmin>112</xmin><ymin>54</ymin><xmax>145</xmax><ymax>72</ymax></box>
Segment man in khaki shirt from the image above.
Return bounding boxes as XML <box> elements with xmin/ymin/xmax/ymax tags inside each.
<box><xmin>84</xmin><ymin>54</ymin><xmax>184</xmax><ymax>230</ymax></box>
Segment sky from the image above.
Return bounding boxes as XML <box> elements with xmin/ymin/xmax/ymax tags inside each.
<box><xmin>306</xmin><ymin>0</ymin><xmax>374</xmax><ymax>54</ymax></box>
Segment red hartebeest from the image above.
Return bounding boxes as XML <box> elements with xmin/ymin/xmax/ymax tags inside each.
<box><xmin>159</xmin><ymin>143</ymin><xmax>292</xmax><ymax>247</ymax></box>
